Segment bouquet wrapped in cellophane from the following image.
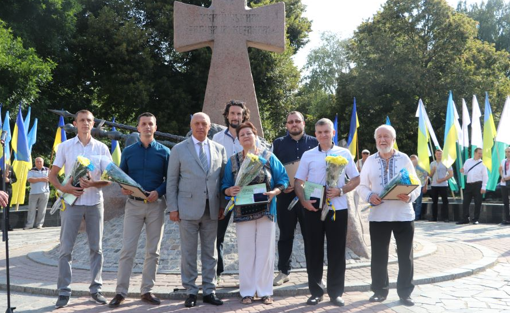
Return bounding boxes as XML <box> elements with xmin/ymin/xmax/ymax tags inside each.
<box><xmin>50</xmin><ymin>156</ymin><xmax>95</xmax><ymax>214</ymax></box>
<box><xmin>321</xmin><ymin>155</ymin><xmax>348</xmax><ymax>221</ymax></box>
<box><xmin>224</xmin><ymin>153</ymin><xmax>267</xmax><ymax>215</ymax></box>
<box><xmin>101</xmin><ymin>162</ymin><xmax>148</xmax><ymax>198</ymax></box>
<box><xmin>378</xmin><ymin>168</ymin><xmax>420</xmax><ymax>199</ymax></box>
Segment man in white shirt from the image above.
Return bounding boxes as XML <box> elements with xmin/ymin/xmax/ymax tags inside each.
<box><xmin>294</xmin><ymin>118</ymin><xmax>360</xmax><ymax>307</ymax></box>
<box><xmin>457</xmin><ymin>148</ymin><xmax>488</xmax><ymax>225</ymax></box>
<box><xmin>357</xmin><ymin>125</ymin><xmax>421</xmax><ymax>307</ymax></box>
<box><xmin>429</xmin><ymin>150</ymin><xmax>453</xmax><ymax>222</ymax></box>
<box><xmin>49</xmin><ymin>110</ymin><xmax>112</xmax><ymax>308</ymax></box>
<box><xmin>357</xmin><ymin>149</ymin><xmax>370</xmax><ymax>172</ymax></box>
<box><xmin>24</xmin><ymin>157</ymin><xmax>50</xmax><ymax>229</ymax></box>
<box><xmin>211</xmin><ymin>100</ymin><xmax>249</xmax><ymax>280</ymax></box>
<box><xmin>499</xmin><ymin>147</ymin><xmax>510</xmax><ymax>225</ymax></box>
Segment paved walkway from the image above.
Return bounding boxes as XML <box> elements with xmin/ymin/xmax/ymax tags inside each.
<box><xmin>1</xmin><ymin>221</ymin><xmax>510</xmax><ymax>312</ymax></box>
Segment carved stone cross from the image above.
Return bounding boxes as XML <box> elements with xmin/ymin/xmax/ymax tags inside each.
<box><xmin>174</xmin><ymin>0</ymin><xmax>286</xmax><ymax>134</ymax></box>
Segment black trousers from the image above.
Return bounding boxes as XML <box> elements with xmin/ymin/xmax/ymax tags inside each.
<box><xmin>501</xmin><ymin>186</ymin><xmax>510</xmax><ymax>222</ymax></box>
<box><xmin>430</xmin><ymin>186</ymin><xmax>449</xmax><ymax>220</ymax></box>
<box><xmin>462</xmin><ymin>182</ymin><xmax>483</xmax><ymax>222</ymax></box>
<box><xmin>276</xmin><ymin>192</ymin><xmax>307</xmax><ymax>275</ymax></box>
<box><xmin>369</xmin><ymin>221</ymin><xmax>414</xmax><ymax>299</ymax></box>
<box><xmin>303</xmin><ymin>208</ymin><xmax>347</xmax><ymax>298</ymax></box>
<box><xmin>216</xmin><ymin>208</ymin><xmax>233</xmax><ymax>276</ymax></box>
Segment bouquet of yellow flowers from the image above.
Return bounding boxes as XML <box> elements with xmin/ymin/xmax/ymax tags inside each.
<box><xmin>224</xmin><ymin>153</ymin><xmax>268</xmax><ymax>214</ymax></box>
<box><xmin>321</xmin><ymin>155</ymin><xmax>348</xmax><ymax>221</ymax></box>
<box><xmin>50</xmin><ymin>156</ymin><xmax>95</xmax><ymax>214</ymax></box>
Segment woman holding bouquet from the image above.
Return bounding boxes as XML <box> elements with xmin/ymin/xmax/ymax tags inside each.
<box><xmin>222</xmin><ymin>122</ymin><xmax>288</xmax><ymax>305</ymax></box>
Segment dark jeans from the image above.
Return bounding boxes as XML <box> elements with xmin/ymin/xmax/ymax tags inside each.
<box><xmin>462</xmin><ymin>182</ymin><xmax>483</xmax><ymax>222</ymax></box>
<box><xmin>369</xmin><ymin>221</ymin><xmax>415</xmax><ymax>299</ymax></box>
<box><xmin>276</xmin><ymin>192</ymin><xmax>307</xmax><ymax>275</ymax></box>
<box><xmin>303</xmin><ymin>209</ymin><xmax>347</xmax><ymax>298</ymax></box>
<box><xmin>412</xmin><ymin>191</ymin><xmax>423</xmax><ymax>220</ymax></box>
<box><xmin>430</xmin><ymin>186</ymin><xmax>449</xmax><ymax>220</ymax></box>
<box><xmin>216</xmin><ymin>209</ymin><xmax>233</xmax><ymax>276</ymax></box>
<box><xmin>501</xmin><ymin>186</ymin><xmax>510</xmax><ymax>222</ymax></box>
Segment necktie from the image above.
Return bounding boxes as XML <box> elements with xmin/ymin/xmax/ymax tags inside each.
<box><xmin>199</xmin><ymin>142</ymin><xmax>209</xmax><ymax>173</ymax></box>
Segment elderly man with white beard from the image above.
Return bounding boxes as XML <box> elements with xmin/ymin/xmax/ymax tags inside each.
<box><xmin>357</xmin><ymin>125</ymin><xmax>421</xmax><ymax>307</ymax></box>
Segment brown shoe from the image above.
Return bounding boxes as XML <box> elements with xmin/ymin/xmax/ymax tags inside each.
<box><xmin>141</xmin><ymin>292</ymin><xmax>161</xmax><ymax>305</ymax></box>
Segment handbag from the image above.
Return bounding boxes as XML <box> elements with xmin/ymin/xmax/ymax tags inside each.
<box><xmin>239</xmin><ymin>203</ymin><xmax>268</xmax><ymax>216</ymax></box>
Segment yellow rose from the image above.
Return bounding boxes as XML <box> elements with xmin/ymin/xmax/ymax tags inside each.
<box><xmin>77</xmin><ymin>156</ymin><xmax>91</xmax><ymax>167</ymax></box>
<box><xmin>325</xmin><ymin>155</ymin><xmax>348</xmax><ymax>166</ymax></box>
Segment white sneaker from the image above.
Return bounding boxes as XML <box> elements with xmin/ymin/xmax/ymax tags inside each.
<box><xmin>273</xmin><ymin>271</ymin><xmax>290</xmax><ymax>286</ymax></box>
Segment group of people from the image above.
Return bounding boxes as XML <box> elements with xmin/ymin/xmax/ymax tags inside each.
<box><xmin>43</xmin><ymin>104</ymin><xmax>422</xmax><ymax>310</ymax></box>
<box><xmin>408</xmin><ymin>147</ymin><xmax>510</xmax><ymax>226</ymax></box>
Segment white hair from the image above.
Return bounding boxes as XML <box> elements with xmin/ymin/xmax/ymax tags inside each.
<box><xmin>374</xmin><ymin>124</ymin><xmax>396</xmax><ymax>139</ymax></box>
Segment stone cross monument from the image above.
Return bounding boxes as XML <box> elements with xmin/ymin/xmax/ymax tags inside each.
<box><xmin>173</xmin><ymin>0</ymin><xmax>286</xmax><ymax>134</ymax></box>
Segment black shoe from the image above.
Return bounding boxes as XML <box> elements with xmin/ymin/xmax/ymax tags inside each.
<box><xmin>55</xmin><ymin>295</ymin><xmax>70</xmax><ymax>308</ymax></box>
<box><xmin>330</xmin><ymin>296</ymin><xmax>345</xmax><ymax>306</ymax></box>
<box><xmin>184</xmin><ymin>294</ymin><xmax>197</xmax><ymax>307</ymax></box>
<box><xmin>109</xmin><ymin>294</ymin><xmax>125</xmax><ymax>307</ymax></box>
<box><xmin>443</xmin><ymin>219</ymin><xmax>450</xmax><ymax>223</ymax></box>
<box><xmin>472</xmin><ymin>220</ymin><xmax>479</xmax><ymax>225</ymax></box>
<box><xmin>203</xmin><ymin>293</ymin><xmax>223</xmax><ymax>306</ymax></box>
<box><xmin>369</xmin><ymin>294</ymin><xmax>387</xmax><ymax>302</ymax></box>
<box><xmin>500</xmin><ymin>221</ymin><xmax>510</xmax><ymax>225</ymax></box>
<box><xmin>399</xmin><ymin>297</ymin><xmax>415</xmax><ymax>306</ymax></box>
<box><xmin>456</xmin><ymin>220</ymin><xmax>469</xmax><ymax>225</ymax></box>
<box><xmin>306</xmin><ymin>296</ymin><xmax>323</xmax><ymax>305</ymax></box>
<box><xmin>141</xmin><ymin>292</ymin><xmax>161</xmax><ymax>305</ymax></box>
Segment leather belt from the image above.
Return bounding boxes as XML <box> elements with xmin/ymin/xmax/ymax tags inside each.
<box><xmin>128</xmin><ymin>195</ymin><xmax>147</xmax><ymax>201</ymax></box>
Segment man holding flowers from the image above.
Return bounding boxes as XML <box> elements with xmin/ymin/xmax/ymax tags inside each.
<box><xmin>294</xmin><ymin>118</ymin><xmax>360</xmax><ymax>307</ymax></box>
<box><xmin>357</xmin><ymin>125</ymin><xmax>421</xmax><ymax>307</ymax></box>
<box><xmin>49</xmin><ymin>110</ymin><xmax>112</xmax><ymax>308</ymax></box>
<box><xmin>108</xmin><ymin>112</ymin><xmax>170</xmax><ymax>307</ymax></box>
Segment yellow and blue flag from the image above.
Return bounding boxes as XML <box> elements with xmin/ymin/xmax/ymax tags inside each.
<box><xmin>347</xmin><ymin>98</ymin><xmax>359</xmax><ymax>158</ymax></box>
<box><xmin>28</xmin><ymin>118</ymin><xmax>38</xmax><ymax>152</ymax></box>
<box><xmin>24</xmin><ymin>106</ymin><xmax>31</xmax><ymax>136</ymax></box>
<box><xmin>333</xmin><ymin>114</ymin><xmax>339</xmax><ymax>145</ymax></box>
<box><xmin>11</xmin><ymin>106</ymin><xmax>31</xmax><ymax>205</ymax></box>
<box><xmin>385</xmin><ymin>116</ymin><xmax>399</xmax><ymax>151</ymax></box>
<box><xmin>0</xmin><ymin>110</ymin><xmax>11</xmax><ymax>169</ymax></box>
<box><xmin>52</xmin><ymin>115</ymin><xmax>67</xmax><ymax>154</ymax></box>
<box><xmin>442</xmin><ymin>91</ymin><xmax>458</xmax><ymax>168</ymax></box>
<box><xmin>416</xmin><ymin>101</ymin><xmax>430</xmax><ymax>173</ymax></box>
<box><xmin>111</xmin><ymin>117</ymin><xmax>121</xmax><ymax>166</ymax></box>
<box><xmin>487</xmin><ymin>96</ymin><xmax>510</xmax><ymax>191</ymax></box>
<box><xmin>482</xmin><ymin>92</ymin><xmax>497</xmax><ymax>172</ymax></box>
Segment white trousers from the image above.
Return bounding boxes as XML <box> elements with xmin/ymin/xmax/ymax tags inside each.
<box><xmin>236</xmin><ymin>217</ymin><xmax>275</xmax><ymax>297</ymax></box>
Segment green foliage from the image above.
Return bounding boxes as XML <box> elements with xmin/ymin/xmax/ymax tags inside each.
<box><xmin>458</xmin><ymin>0</ymin><xmax>510</xmax><ymax>53</ymax></box>
<box><xmin>335</xmin><ymin>0</ymin><xmax>510</xmax><ymax>155</ymax></box>
<box><xmin>0</xmin><ymin>19</ymin><xmax>54</xmax><ymax>105</ymax></box>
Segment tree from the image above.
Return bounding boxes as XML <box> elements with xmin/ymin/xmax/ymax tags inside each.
<box><xmin>457</xmin><ymin>0</ymin><xmax>510</xmax><ymax>53</ymax></box>
<box><xmin>0</xmin><ymin>19</ymin><xmax>54</xmax><ymax>105</ymax></box>
<box><xmin>336</xmin><ymin>0</ymin><xmax>510</xmax><ymax>154</ymax></box>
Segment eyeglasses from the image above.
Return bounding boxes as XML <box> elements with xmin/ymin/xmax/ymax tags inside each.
<box><xmin>287</xmin><ymin>120</ymin><xmax>303</xmax><ymax>125</ymax></box>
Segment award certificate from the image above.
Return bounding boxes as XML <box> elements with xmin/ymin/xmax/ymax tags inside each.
<box><xmin>235</xmin><ymin>183</ymin><xmax>269</xmax><ymax>206</ymax></box>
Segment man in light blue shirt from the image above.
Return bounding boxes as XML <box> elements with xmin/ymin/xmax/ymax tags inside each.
<box><xmin>24</xmin><ymin>157</ymin><xmax>50</xmax><ymax>229</ymax></box>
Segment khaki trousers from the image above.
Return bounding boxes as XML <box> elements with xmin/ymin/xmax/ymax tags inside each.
<box><xmin>115</xmin><ymin>198</ymin><xmax>166</xmax><ymax>296</ymax></box>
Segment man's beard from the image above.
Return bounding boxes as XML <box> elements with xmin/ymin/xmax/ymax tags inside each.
<box><xmin>289</xmin><ymin>129</ymin><xmax>303</xmax><ymax>136</ymax></box>
<box><xmin>377</xmin><ymin>145</ymin><xmax>392</xmax><ymax>154</ymax></box>
<box><xmin>227</xmin><ymin>121</ymin><xmax>240</xmax><ymax>129</ymax></box>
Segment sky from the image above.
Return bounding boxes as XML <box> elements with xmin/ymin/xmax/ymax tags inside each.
<box><xmin>293</xmin><ymin>0</ymin><xmax>484</xmax><ymax>70</ymax></box>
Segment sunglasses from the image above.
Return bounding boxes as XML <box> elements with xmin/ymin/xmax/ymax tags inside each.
<box><xmin>287</xmin><ymin>120</ymin><xmax>303</xmax><ymax>125</ymax></box>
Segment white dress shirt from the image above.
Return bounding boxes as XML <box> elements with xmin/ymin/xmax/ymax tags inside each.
<box><xmin>357</xmin><ymin>151</ymin><xmax>421</xmax><ymax>222</ymax></box>
<box><xmin>295</xmin><ymin>145</ymin><xmax>359</xmax><ymax>211</ymax></box>
<box><xmin>462</xmin><ymin>158</ymin><xmax>488</xmax><ymax>189</ymax></box>
<box><xmin>500</xmin><ymin>158</ymin><xmax>510</xmax><ymax>186</ymax></box>
<box><xmin>192</xmin><ymin>135</ymin><xmax>211</xmax><ymax>168</ymax></box>
<box><xmin>53</xmin><ymin>136</ymin><xmax>113</xmax><ymax>206</ymax></box>
<box><xmin>212</xmin><ymin>129</ymin><xmax>243</xmax><ymax>157</ymax></box>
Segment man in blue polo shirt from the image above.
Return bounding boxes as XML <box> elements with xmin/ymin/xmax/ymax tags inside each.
<box><xmin>109</xmin><ymin>112</ymin><xmax>170</xmax><ymax>307</ymax></box>
<box><xmin>272</xmin><ymin>111</ymin><xmax>317</xmax><ymax>286</ymax></box>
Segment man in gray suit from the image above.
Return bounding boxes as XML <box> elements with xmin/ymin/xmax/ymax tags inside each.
<box><xmin>167</xmin><ymin>112</ymin><xmax>227</xmax><ymax>308</ymax></box>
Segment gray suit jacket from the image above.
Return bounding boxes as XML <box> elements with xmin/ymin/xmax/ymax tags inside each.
<box><xmin>166</xmin><ymin>137</ymin><xmax>227</xmax><ymax>220</ymax></box>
